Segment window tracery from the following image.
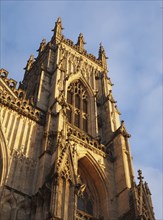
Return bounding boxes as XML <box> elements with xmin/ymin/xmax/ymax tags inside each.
<box><xmin>66</xmin><ymin>80</ymin><xmax>88</xmax><ymax>132</ymax></box>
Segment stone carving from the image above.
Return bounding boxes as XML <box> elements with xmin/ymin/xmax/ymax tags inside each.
<box><xmin>76</xmin><ymin>33</ymin><xmax>85</xmax><ymax>52</ymax></box>
<box><xmin>11</xmin><ymin>148</ymin><xmax>36</xmax><ymax>168</ymax></box>
<box><xmin>37</xmin><ymin>39</ymin><xmax>46</xmax><ymax>54</ymax></box>
<box><xmin>60</xmin><ymin>158</ymin><xmax>72</xmax><ymax>181</ymax></box>
<box><xmin>56</xmin><ymin>91</ymin><xmax>66</xmax><ymax>107</ymax></box>
<box><xmin>24</xmin><ymin>55</ymin><xmax>35</xmax><ymax>72</ymax></box>
<box><xmin>67</xmin><ymin>126</ymin><xmax>106</xmax><ymax>156</ymax></box>
<box><xmin>0</xmin><ymin>189</ymin><xmax>31</xmax><ymax>220</ymax></box>
<box><xmin>75</xmin><ymin>175</ymin><xmax>86</xmax><ymax>198</ymax></box>
<box><xmin>0</xmin><ymin>71</ymin><xmax>45</xmax><ymax>124</ymax></box>
<box><xmin>118</xmin><ymin>120</ymin><xmax>131</xmax><ymax>138</ymax></box>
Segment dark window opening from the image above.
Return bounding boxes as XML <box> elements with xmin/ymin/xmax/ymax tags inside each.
<box><xmin>77</xmin><ymin>194</ymin><xmax>93</xmax><ymax>216</ymax></box>
<box><xmin>75</xmin><ymin>94</ymin><xmax>80</xmax><ymax>109</ymax></box>
<box><xmin>75</xmin><ymin>113</ymin><xmax>80</xmax><ymax>128</ymax></box>
<box><xmin>86</xmin><ymin>199</ymin><xmax>93</xmax><ymax>215</ymax></box>
<box><xmin>83</xmin><ymin>118</ymin><xmax>88</xmax><ymax>132</ymax></box>
<box><xmin>83</xmin><ymin>99</ymin><xmax>87</xmax><ymax>113</ymax></box>
<box><xmin>67</xmin><ymin>91</ymin><xmax>73</xmax><ymax>104</ymax></box>
<box><xmin>66</xmin><ymin>108</ymin><xmax>72</xmax><ymax>123</ymax></box>
<box><xmin>66</xmin><ymin>81</ymin><xmax>88</xmax><ymax>132</ymax></box>
<box><xmin>78</xmin><ymin>197</ymin><xmax>85</xmax><ymax>212</ymax></box>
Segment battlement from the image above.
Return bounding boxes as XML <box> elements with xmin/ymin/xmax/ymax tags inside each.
<box><xmin>34</xmin><ymin>18</ymin><xmax>107</xmax><ymax>70</ymax></box>
<box><xmin>0</xmin><ymin>68</ymin><xmax>45</xmax><ymax>124</ymax></box>
<box><xmin>0</xmin><ymin>68</ymin><xmax>18</xmax><ymax>89</ymax></box>
<box><xmin>62</xmin><ymin>37</ymin><xmax>103</xmax><ymax>66</ymax></box>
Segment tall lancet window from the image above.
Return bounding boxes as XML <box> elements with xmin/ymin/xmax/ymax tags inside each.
<box><xmin>66</xmin><ymin>80</ymin><xmax>88</xmax><ymax>132</ymax></box>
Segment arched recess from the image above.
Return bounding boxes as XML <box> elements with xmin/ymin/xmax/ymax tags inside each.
<box><xmin>16</xmin><ymin>208</ymin><xmax>26</xmax><ymax>220</ymax></box>
<box><xmin>66</xmin><ymin>73</ymin><xmax>97</xmax><ymax>137</ymax></box>
<box><xmin>0</xmin><ymin>192</ymin><xmax>17</xmax><ymax>220</ymax></box>
<box><xmin>0</xmin><ymin>201</ymin><xmax>11</xmax><ymax>220</ymax></box>
<box><xmin>16</xmin><ymin>199</ymin><xmax>31</xmax><ymax>220</ymax></box>
<box><xmin>77</xmin><ymin>154</ymin><xmax>109</xmax><ymax>219</ymax></box>
<box><xmin>0</xmin><ymin>125</ymin><xmax>8</xmax><ymax>186</ymax></box>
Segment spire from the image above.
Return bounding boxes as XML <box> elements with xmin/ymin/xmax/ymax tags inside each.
<box><xmin>98</xmin><ymin>43</ymin><xmax>108</xmax><ymax>69</ymax></box>
<box><xmin>76</xmin><ymin>33</ymin><xmax>86</xmax><ymax>52</ymax></box>
<box><xmin>51</xmin><ymin>17</ymin><xmax>63</xmax><ymax>42</ymax></box>
<box><xmin>37</xmin><ymin>38</ymin><xmax>46</xmax><ymax>53</ymax></box>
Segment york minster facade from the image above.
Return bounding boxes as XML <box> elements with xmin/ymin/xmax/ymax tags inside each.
<box><xmin>0</xmin><ymin>18</ymin><xmax>155</xmax><ymax>220</ymax></box>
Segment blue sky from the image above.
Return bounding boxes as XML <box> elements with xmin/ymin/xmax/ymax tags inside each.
<box><xmin>0</xmin><ymin>1</ymin><xmax>162</xmax><ymax>219</ymax></box>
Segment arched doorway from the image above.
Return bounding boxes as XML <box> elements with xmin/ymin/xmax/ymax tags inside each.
<box><xmin>76</xmin><ymin>155</ymin><xmax>109</xmax><ymax>219</ymax></box>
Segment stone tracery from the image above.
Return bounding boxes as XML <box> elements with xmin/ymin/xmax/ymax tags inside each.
<box><xmin>66</xmin><ymin>80</ymin><xmax>88</xmax><ymax>133</ymax></box>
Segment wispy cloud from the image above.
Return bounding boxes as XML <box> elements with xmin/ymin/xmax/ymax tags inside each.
<box><xmin>1</xmin><ymin>1</ymin><xmax>162</xmax><ymax>218</ymax></box>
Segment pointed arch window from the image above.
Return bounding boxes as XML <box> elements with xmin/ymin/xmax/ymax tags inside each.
<box><xmin>66</xmin><ymin>80</ymin><xmax>88</xmax><ymax>132</ymax></box>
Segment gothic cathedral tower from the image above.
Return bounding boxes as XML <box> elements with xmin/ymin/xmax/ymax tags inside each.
<box><xmin>0</xmin><ymin>18</ymin><xmax>155</xmax><ymax>220</ymax></box>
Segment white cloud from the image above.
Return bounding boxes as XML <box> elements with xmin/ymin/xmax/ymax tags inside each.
<box><xmin>1</xmin><ymin>1</ymin><xmax>162</xmax><ymax>218</ymax></box>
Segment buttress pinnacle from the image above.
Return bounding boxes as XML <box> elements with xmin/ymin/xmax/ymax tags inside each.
<box><xmin>98</xmin><ymin>43</ymin><xmax>108</xmax><ymax>69</ymax></box>
<box><xmin>51</xmin><ymin>17</ymin><xmax>63</xmax><ymax>41</ymax></box>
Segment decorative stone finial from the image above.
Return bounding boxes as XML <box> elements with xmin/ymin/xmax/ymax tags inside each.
<box><xmin>57</xmin><ymin>17</ymin><xmax>61</xmax><ymax>23</ymax></box>
<box><xmin>107</xmin><ymin>90</ymin><xmax>117</xmax><ymax>103</ymax></box>
<box><xmin>138</xmin><ymin>169</ymin><xmax>144</xmax><ymax>183</ymax></box>
<box><xmin>24</xmin><ymin>55</ymin><xmax>34</xmax><ymax>71</ymax></box>
<box><xmin>99</xmin><ymin>43</ymin><xmax>105</xmax><ymax>55</ymax></box>
<box><xmin>76</xmin><ymin>33</ymin><xmax>86</xmax><ymax>51</ymax></box>
<box><xmin>98</xmin><ymin>43</ymin><xmax>108</xmax><ymax>69</ymax></box>
<box><xmin>52</xmin><ymin>17</ymin><xmax>63</xmax><ymax>41</ymax></box>
<box><xmin>117</xmin><ymin>120</ymin><xmax>131</xmax><ymax>138</ymax></box>
<box><xmin>121</xmin><ymin>120</ymin><xmax>125</xmax><ymax>127</ymax></box>
<box><xmin>37</xmin><ymin>38</ymin><xmax>46</xmax><ymax>53</ymax></box>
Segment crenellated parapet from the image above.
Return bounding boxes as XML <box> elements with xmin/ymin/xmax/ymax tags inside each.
<box><xmin>61</xmin><ymin>37</ymin><xmax>104</xmax><ymax>67</ymax></box>
<box><xmin>0</xmin><ymin>68</ymin><xmax>27</xmax><ymax>99</ymax></box>
<box><xmin>0</xmin><ymin>68</ymin><xmax>45</xmax><ymax>124</ymax></box>
<box><xmin>0</xmin><ymin>69</ymin><xmax>18</xmax><ymax>92</ymax></box>
<box><xmin>67</xmin><ymin>123</ymin><xmax>106</xmax><ymax>157</ymax></box>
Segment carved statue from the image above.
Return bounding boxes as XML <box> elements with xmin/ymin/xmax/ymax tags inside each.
<box><xmin>76</xmin><ymin>183</ymin><xmax>86</xmax><ymax>198</ymax></box>
<box><xmin>75</xmin><ymin>175</ymin><xmax>86</xmax><ymax>198</ymax></box>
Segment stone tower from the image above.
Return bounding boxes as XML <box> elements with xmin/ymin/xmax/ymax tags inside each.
<box><xmin>0</xmin><ymin>18</ymin><xmax>155</xmax><ymax>220</ymax></box>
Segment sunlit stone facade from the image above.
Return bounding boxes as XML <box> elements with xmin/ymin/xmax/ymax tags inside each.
<box><xmin>0</xmin><ymin>18</ymin><xmax>155</xmax><ymax>220</ymax></box>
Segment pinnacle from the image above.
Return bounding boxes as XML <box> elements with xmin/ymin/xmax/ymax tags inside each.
<box><xmin>137</xmin><ymin>169</ymin><xmax>144</xmax><ymax>183</ymax></box>
<box><xmin>57</xmin><ymin>17</ymin><xmax>62</xmax><ymax>23</ymax></box>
